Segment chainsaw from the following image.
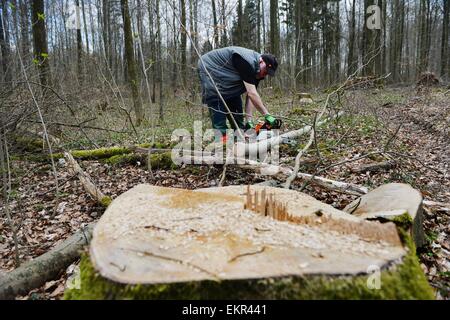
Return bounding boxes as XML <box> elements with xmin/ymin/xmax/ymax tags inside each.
<box><xmin>254</xmin><ymin>118</ymin><xmax>283</xmax><ymax>135</ymax></box>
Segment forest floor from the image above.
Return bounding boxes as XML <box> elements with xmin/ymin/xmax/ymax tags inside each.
<box><xmin>0</xmin><ymin>86</ymin><xmax>449</xmax><ymax>300</ymax></box>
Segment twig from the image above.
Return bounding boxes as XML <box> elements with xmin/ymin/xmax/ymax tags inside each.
<box><xmin>312</xmin><ymin>112</ymin><xmax>323</xmax><ymax>164</ymax></box>
<box><xmin>166</xmin><ymin>1</ymin><xmax>244</xmax><ymax>140</ymax></box>
<box><xmin>383</xmin><ymin>123</ymin><xmax>403</xmax><ymax>151</ymax></box>
<box><xmin>218</xmin><ymin>164</ymin><xmax>227</xmax><ymax>187</ymax></box>
<box><xmin>386</xmin><ymin>151</ymin><xmax>444</xmax><ymax>174</ymax></box>
<box><xmin>64</xmin><ymin>152</ymin><xmax>110</xmax><ymax>207</ymax></box>
<box><xmin>15</xmin><ymin>37</ymin><xmax>60</xmax><ymax>215</ymax></box>
<box><xmin>0</xmin><ymin>131</ymin><xmax>20</xmax><ymax>267</ymax></box>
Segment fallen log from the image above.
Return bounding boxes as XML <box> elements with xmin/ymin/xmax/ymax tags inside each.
<box><xmin>239</xmin><ymin>111</ymin><xmax>344</xmax><ymax>156</ymax></box>
<box><xmin>15</xmin><ymin>143</ymin><xmax>171</xmax><ymax>163</ymax></box>
<box><xmin>175</xmin><ymin>154</ymin><xmax>369</xmax><ymax>196</ymax></box>
<box><xmin>0</xmin><ymin>152</ymin><xmax>110</xmax><ymax>299</ymax></box>
<box><xmin>0</xmin><ymin>223</ymin><xmax>94</xmax><ymax>300</ymax></box>
<box><xmin>64</xmin><ymin>152</ymin><xmax>112</xmax><ymax>207</ymax></box>
<box><xmin>351</xmin><ymin>161</ymin><xmax>395</xmax><ymax>174</ymax></box>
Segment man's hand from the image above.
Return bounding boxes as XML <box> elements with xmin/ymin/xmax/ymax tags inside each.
<box><xmin>245</xmin><ymin>120</ymin><xmax>255</xmax><ymax>130</ymax></box>
<box><xmin>264</xmin><ymin>114</ymin><xmax>282</xmax><ymax>129</ymax></box>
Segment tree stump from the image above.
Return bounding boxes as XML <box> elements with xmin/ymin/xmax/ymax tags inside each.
<box><xmin>65</xmin><ymin>185</ymin><xmax>434</xmax><ymax>299</ymax></box>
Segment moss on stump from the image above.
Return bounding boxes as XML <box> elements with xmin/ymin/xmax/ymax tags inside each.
<box><xmin>65</xmin><ymin>231</ymin><xmax>434</xmax><ymax>300</ymax></box>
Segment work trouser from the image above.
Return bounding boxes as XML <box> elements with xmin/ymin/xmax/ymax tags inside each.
<box><xmin>207</xmin><ymin>96</ymin><xmax>245</xmax><ymax>136</ymax></box>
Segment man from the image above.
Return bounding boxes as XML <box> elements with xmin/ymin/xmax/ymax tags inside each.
<box><xmin>197</xmin><ymin>46</ymin><xmax>280</xmax><ymax>141</ymax></box>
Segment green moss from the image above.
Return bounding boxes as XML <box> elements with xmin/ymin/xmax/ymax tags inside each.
<box><xmin>100</xmin><ymin>196</ymin><xmax>112</xmax><ymax>207</ymax></box>
<box><xmin>12</xmin><ymin>147</ymin><xmax>131</xmax><ymax>163</ymax></box>
<box><xmin>149</xmin><ymin>152</ymin><xmax>177</xmax><ymax>170</ymax></box>
<box><xmin>65</xmin><ymin>230</ymin><xmax>434</xmax><ymax>300</ymax></box>
<box><xmin>70</xmin><ymin>147</ymin><xmax>130</xmax><ymax>160</ymax></box>
<box><xmin>105</xmin><ymin>154</ymin><xmax>145</xmax><ymax>166</ymax></box>
<box><xmin>390</xmin><ymin>212</ymin><xmax>413</xmax><ymax>230</ymax></box>
<box><xmin>15</xmin><ymin>144</ymin><xmax>176</xmax><ymax>164</ymax></box>
<box><xmin>104</xmin><ymin>152</ymin><xmax>176</xmax><ymax>171</ymax></box>
<box><xmin>14</xmin><ymin>136</ymin><xmax>43</xmax><ymax>152</ymax></box>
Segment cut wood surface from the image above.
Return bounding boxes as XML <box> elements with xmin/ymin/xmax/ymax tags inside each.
<box><xmin>90</xmin><ymin>184</ymin><xmax>404</xmax><ymax>285</ymax></box>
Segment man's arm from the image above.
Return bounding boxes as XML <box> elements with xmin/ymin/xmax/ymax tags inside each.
<box><xmin>243</xmin><ymin>81</ymin><xmax>269</xmax><ymax>116</ymax></box>
<box><xmin>245</xmin><ymin>95</ymin><xmax>255</xmax><ymax>121</ymax></box>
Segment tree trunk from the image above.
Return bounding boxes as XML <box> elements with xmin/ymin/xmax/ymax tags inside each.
<box><xmin>391</xmin><ymin>0</ymin><xmax>405</xmax><ymax>82</ymax></box>
<box><xmin>121</xmin><ymin>0</ymin><xmax>144</xmax><ymax>126</ymax></box>
<box><xmin>417</xmin><ymin>0</ymin><xmax>430</xmax><ymax>73</ymax></box>
<box><xmin>156</xmin><ymin>0</ymin><xmax>164</xmax><ymax>122</ymax></box>
<box><xmin>441</xmin><ymin>0</ymin><xmax>449</xmax><ymax>79</ymax></box>
<box><xmin>101</xmin><ymin>0</ymin><xmax>111</xmax><ymax>69</ymax></box>
<box><xmin>88</xmin><ymin>0</ymin><xmax>96</xmax><ymax>52</ymax></box>
<box><xmin>0</xmin><ymin>0</ymin><xmax>11</xmax><ymax>83</ymax></box>
<box><xmin>31</xmin><ymin>0</ymin><xmax>51</xmax><ymax>87</ymax></box>
<box><xmin>80</xmin><ymin>0</ymin><xmax>89</xmax><ymax>56</ymax></box>
<box><xmin>171</xmin><ymin>0</ymin><xmax>177</xmax><ymax>90</ymax></box>
<box><xmin>221</xmin><ymin>0</ymin><xmax>227</xmax><ymax>46</ymax></box>
<box><xmin>269</xmin><ymin>0</ymin><xmax>279</xmax><ymax>57</ymax></box>
<box><xmin>75</xmin><ymin>0</ymin><xmax>83</xmax><ymax>84</ymax></box>
<box><xmin>361</xmin><ymin>0</ymin><xmax>376</xmax><ymax>76</ymax></box>
<box><xmin>256</xmin><ymin>0</ymin><xmax>261</xmax><ymax>52</ymax></box>
<box><xmin>180</xmin><ymin>0</ymin><xmax>187</xmax><ymax>87</ymax></box>
<box><xmin>19</xmin><ymin>0</ymin><xmax>30</xmax><ymax>56</ymax></box>
<box><xmin>211</xmin><ymin>0</ymin><xmax>219</xmax><ymax>48</ymax></box>
<box><xmin>374</xmin><ymin>0</ymin><xmax>383</xmax><ymax>76</ymax></box>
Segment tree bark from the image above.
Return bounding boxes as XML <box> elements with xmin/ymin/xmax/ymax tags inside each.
<box><xmin>361</xmin><ymin>0</ymin><xmax>376</xmax><ymax>76</ymax></box>
<box><xmin>441</xmin><ymin>0</ymin><xmax>449</xmax><ymax>79</ymax></box>
<box><xmin>75</xmin><ymin>0</ymin><xmax>83</xmax><ymax>84</ymax></box>
<box><xmin>156</xmin><ymin>0</ymin><xmax>164</xmax><ymax>122</ymax></box>
<box><xmin>19</xmin><ymin>0</ymin><xmax>30</xmax><ymax>56</ymax></box>
<box><xmin>269</xmin><ymin>0</ymin><xmax>279</xmax><ymax>57</ymax></box>
<box><xmin>80</xmin><ymin>0</ymin><xmax>89</xmax><ymax>55</ymax></box>
<box><xmin>211</xmin><ymin>0</ymin><xmax>219</xmax><ymax>48</ymax></box>
<box><xmin>221</xmin><ymin>0</ymin><xmax>227</xmax><ymax>46</ymax></box>
<box><xmin>180</xmin><ymin>0</ymin><xmax>187</xmax><ymax>87</ymax></box>
<box><xmin>121</xmin><ymin>0</ymin><xmax>144</xmax><ymax>126</ymax></box>
<box><xmin>31</xmin><ymin>0</ymin><xmax>51</xmax><ymax>87</ymax></box>
<box><xmin>0</xmin><ymin>0</ymin><xmax>11</xmax><ymax>83</ymax></box>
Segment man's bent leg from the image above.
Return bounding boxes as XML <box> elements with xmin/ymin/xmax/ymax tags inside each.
<box><xmin>207</xmin><ymin>100</ymin><xmax>228</xmax><ymax>137</ymax></box>
<box><xmin>225</xmin><ymin>96</ymin><xmax>244</xmax><ymax>131</ymax></box>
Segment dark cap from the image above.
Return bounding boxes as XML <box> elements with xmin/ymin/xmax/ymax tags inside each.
<box><xmin>261</xmin><ymin>54</ymin><xmax>278</xmax><ymax>76</ymax></box>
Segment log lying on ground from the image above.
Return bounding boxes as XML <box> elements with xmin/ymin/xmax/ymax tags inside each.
<box><xmin>351</xmin><ymin>161</ymin><xmax>395</xmax><ymax>174</ymax></box>
<box><xmin>175</xmin><ymin>154</ymin><xmax>369</xmax><ymax>196</ymax></box>
<box><xmin>15</xmin><ymin>143</ymin><xmax>171</xmax><ymax>163</ymax></box>
<box><xmin>0</xmin><ymin>153</ymin><xmax>112</xmax><ymax>300</ymax></box>
<box><xmin>0</xmin><ymin>223</ymin><xmax>94</xmax><ymax>300</ymax></box>
<box><xmin>238</xmin><ymin>111</ymin><xmax>344</xmax><ymax>156</ymax></box>
<box><xmin>64</xmin><ymin>152</ymin><xmax>112</xmax><ymax>207</ymax></box>
<box><xmin>66</xmin><ymin>184</ymin><xmax>433</xmax><ymax>300</ymax></box>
